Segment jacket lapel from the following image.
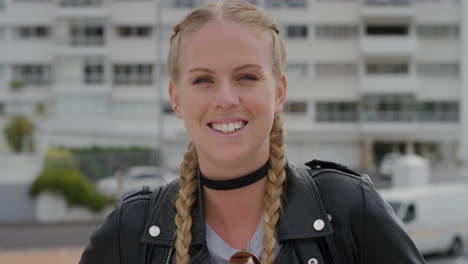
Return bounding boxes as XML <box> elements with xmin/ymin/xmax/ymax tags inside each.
<box><xmin>140</xmin><ymin>172</ymin><xmax>206</xmax><ymax>247</ymax></box>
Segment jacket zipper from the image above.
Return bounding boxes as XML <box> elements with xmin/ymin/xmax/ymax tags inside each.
<box><xmin>165</xmin><ymin>247</ymin><xmax>174</xmax><ymax>264</ymax></box>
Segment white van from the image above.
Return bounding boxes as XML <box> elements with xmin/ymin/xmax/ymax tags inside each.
<box><xmin>379</xmin><ymin>183</ymin><xmax>468</xmax><ymax>256</ymax></box>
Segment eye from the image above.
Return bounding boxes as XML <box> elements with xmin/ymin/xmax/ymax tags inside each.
<box><xmin>238</xmin><ymin>74</ymin><xmax>258</xmax><ymax>81</ymax></box>
<box><xmin>193</xmin><ymin>77</ymin><xmax>213</xmax><ymax>84</ymax></box>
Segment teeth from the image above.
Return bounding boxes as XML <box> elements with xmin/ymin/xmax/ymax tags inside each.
<box><xmin>211</xmin><ymin>121</ymin><xmax>245</xmax><ymax>134</ymax></box>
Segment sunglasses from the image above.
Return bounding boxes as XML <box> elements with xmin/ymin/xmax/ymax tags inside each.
<box><xmin>228</xmin><ymin>251</ymin><xmax>261</xmax><ymax>264</ymax></box>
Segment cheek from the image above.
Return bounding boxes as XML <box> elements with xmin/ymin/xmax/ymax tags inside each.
<box><xmin>180</xmin><ymin>92</ymin><xmax>209</xmax><ymax>120</ymax></box>
<box><xmin>245</xmin><ymin>88</ymin><xmax>276</xmax><ymax>113</ymax></box>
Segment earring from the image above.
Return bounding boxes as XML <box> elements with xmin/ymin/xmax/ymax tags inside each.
<box><xmin>172</xmin><ymin>104</ymin><xmax>178</xmax><ymax>109</ymax></box>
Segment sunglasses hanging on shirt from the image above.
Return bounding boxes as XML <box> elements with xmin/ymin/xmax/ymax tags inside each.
<box><xmin>228</xmin><ymin>251</ymin><xmax>261</xmax><ymax>264</ymax></box>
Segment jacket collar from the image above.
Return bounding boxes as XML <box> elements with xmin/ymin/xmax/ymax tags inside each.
<box><xmin>141</xmin><ymin>163</ymin><xmax>333</xmax><ymax>246</ymax></box>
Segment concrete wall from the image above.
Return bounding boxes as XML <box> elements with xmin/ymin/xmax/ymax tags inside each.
<box><xmin>0</xmin><ymin>153</ymin><xmax>42</xmax><ymax>223</ymax></box>
<box><xmin>0</xmin><ymin>184</ymin><xmax>36</xmax><ymax>223</ymax></box>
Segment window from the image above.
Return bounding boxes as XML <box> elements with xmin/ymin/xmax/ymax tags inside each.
<box><xmin>366</xmin><ymin>25</ymin><xmax>408</xmax><ymax>36</ymax></box>
<box><xmin>266</xmin><ymin>0</ymin><xmax>307</xmax><ymax>8</ymax></box>
<box><xmin>60</xmin><ymin>0</ymin><xmax>102</xmax><ymax>6</ymax></box>
<box><xmin>366</xmin><ymin>63</ymin><xmax>409</xmax><ymax>75</ymax></box>
<box><xmin>417</xmin><ymin>63</ymin><xmax>459</xmax><ymax>78</ymax></box>
<box><xmin>316</xmin><ymin>102</ymin><xmax>358</xmax><ymax>122</ymax></box>
<box><xmin>0</xmin><ymin>102</ymin><xmax>4</xmax><ymax>115</ymax></box>
<box><xmin>316</xmin><ymin>24</ymin><xmax>358</xmax><ymax>39</ymax></box>
<box><xmin>417</xmin><ymin>24</ymin><xmax>459</xmax><ymax>39</ymax></box>
<box><xmin>365</xmin><ymin>0</ymin><xmax>411</xmax><ymax>6</ymax></box>
<box><xmin>284</xmin><ymin>101</ymin><xmax>307</xmax><ymax>114</ymax></box>
<box><xmin>15</xmin><ymin>26</ymin><xmax>51</xmax><ymax>39</ymax></box>
<box><xmin>70</xmin><ymin>24</ymin><xmax>105</xmax><ymax>46</ymax></box>
<box><xmin>402</xmin><ymin>204</ymin><xmax>415</xmax><ymax>223</ymax></box>
<box><xmin>286</xmin><ymin>25</ymin><xmax>308</xmax><ymax>39</ymax></box>
<box><xmin>362</xmin><ymin>94</ymin><xmax>416</xmax><ymax>122</ymax></box>
<box><xmin>285</xmin><ymin>63</ymin><xmax>309</xmax><ymax>77</ymax></box>
<box><xmin>420</xmin><ymin>102</ymin><xmax>458</xmax><ymax>122</ymax></box>
<box><xmin>116</xmin><ymin>25</ymin><xmax>152</xmax><ymax>38</ymax></box>
<box><xmin>315</xmin><ymin>63</ymin><xmax>358</xmax><ymax>79</ymax></box>
<box><xmin>113</xmin><ymin>64</ymin><xmax>153</xmax><ymax>85</ymax></box>
<box><xmin>12</xmin><ymin>64</ymin><xmax>52</xmax><ymax>86</ymax></box>
<box><xmin>84</xmin><ymin>57</ymin><xmax>105</xmax><ymax>84</ymax></box>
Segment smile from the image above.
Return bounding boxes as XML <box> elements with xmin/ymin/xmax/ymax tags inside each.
<box><xmin>208</xmin><ymin>121</ymin><xmax>247</xmax><ymax>134</ymax></box>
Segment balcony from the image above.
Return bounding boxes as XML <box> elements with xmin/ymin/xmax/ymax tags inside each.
<box><xmin>53</xmin><ymin>0</ymin><xmax>108</xmax><ymax>17</ymax></box>
<box><xmin>60</xmin><ymin>0</ymin><xmax>103</xmax><ymax>7</ymax></box>
<box><xmin>360</xmin><ymin>36</ymin><xmax>417</xmax><ymax>58</ymax></box>
<box><xmin>360</xmin><ymin>75</ymin><xmax>417</xmax><ymax>93</ymax></box>
<box><xmin>360</xmin><ymin>0</ymin><xmax>414</xmax><ymax>21</ymax></box>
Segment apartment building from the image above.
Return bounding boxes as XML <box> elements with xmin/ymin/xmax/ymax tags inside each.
<box><xmin>0</xmin><ymin>0</ymin><xmax>466</xmax><ymax>171</ymax></box>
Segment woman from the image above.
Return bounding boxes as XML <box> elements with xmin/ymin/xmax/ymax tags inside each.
<box><xmin>80</xmin><ymin>1</ymin><xmax>426</xmax><ymax>263</ymax></box>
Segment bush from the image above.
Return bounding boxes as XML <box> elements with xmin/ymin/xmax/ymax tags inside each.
<box><xmin>30</xmin><ymin>148</ymin><xmax>113</xmax><ymax>212</ymax></box>
<box><xmin>3</xmin><ymin>116</ymin><xmax>35</xmax><ymax>153</ymax></box>
<box><xmin>44</xmin><ymin>148</ymin><xmax>77</xmax><ymax>171</ymax></box>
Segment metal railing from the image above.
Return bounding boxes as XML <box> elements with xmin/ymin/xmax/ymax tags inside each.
<box><xmin>365</xmin><ymin>0</ymin><xmax>412</xmax><ymax>6</ymax></box>
<box><xmin>59</xmin><ymin>0</ymin><xmax>102</xmax><ymax>7</ymax></box>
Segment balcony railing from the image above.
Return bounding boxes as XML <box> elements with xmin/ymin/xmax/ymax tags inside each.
<box><xmin>365</xmin><ymin>0</ymin><xmax>412</xmax><ymax>6</ymax></box>
<box><xmin>60</xmin><ymin>0</ymin><xmax>102</xmax><ymax>7</ymax></box>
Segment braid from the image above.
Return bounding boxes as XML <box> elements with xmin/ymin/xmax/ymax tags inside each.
<box><xmin>174</xmin><ymin>142</ymin><xmax>199</xmax><ymax>264</ymax></box>
<box><xmin>262</xmin><ymin>114</ymin><xmax>287</xmax><ymax>263</ymax></box>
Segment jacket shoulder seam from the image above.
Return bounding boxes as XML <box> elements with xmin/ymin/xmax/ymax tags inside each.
<box><xmin>309</xmin><ymin>168</ymin><xmax>362</xmax><ymax>181</ymax></box>
<box><xmin>121</xmin><ymin>194</ymin><xmax>152</xmax><ymax>205</ymax></box>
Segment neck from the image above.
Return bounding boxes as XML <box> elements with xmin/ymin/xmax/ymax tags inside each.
<box><xmin>198</xmin><ymin>147</ymin><xmax>269</xmax><ymax>181</ymax></box>
<box><xmin>203</xmin><ymin>176</ymin><xmax>266</xmax><ymax>236</ymax></box>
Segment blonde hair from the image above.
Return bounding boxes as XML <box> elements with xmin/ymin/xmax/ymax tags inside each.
<box><xmin>170</xmin><ymin>1</ymin><xmax>288</xmax><ymax>263</ymax></box>
<box><xmin>167</xmin><ymin>0</ymin><xmax>286</xmax><ymax>81</ymax></box>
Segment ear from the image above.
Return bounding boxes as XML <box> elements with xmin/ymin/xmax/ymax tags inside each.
<box><xmin>274</xmin><ymin>74</ymin><xmax>287</xmax><ymax>113</ymax></box>
<box><xmin>168</xmin><ymin>80</ymin><xmax>183</xmax><ymax>118</ymax></box>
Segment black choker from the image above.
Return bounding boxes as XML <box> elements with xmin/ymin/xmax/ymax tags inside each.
<box><xmin>199</xmin><ymin>162</ymin><xmax>270</xmax><ymax>191</ymax></box>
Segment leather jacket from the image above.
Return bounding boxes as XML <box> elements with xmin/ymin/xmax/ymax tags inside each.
<box><xmin>79</xmin><ymin>160</ymin><xmax>426</xmax><ymax>264</ymax></box>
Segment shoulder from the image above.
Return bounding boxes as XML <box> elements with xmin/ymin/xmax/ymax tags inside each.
<box><xmin>294</xmin><ymin>159</ymin><xmax>375</xmax><ymax>217</ymax></box>
<box><xmin>80</xmin><ymin>180</ymin><xmax>179</xmax><ymax>264</ymax></box>
<box><xmin>119</xmin><ymin>179</ymin><xmax>180</xmax><ymax>233</ymax></box>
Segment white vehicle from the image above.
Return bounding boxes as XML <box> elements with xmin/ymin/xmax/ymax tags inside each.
<box><xmin>378</xmin><ymin>152</ymin><xmax>402</xmax><ymax>178</ymax></box>
<box><xmin>96</xmin><ymin>166</ymin><xmax>178</xmax><ymax>197</ymax></box>
<box><xmin>379</xmin><ymin>183</ymin><xmax>468</xmax><ymax>256</ymax></box>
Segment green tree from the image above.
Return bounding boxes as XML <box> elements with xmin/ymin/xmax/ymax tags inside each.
<box><xmin>3</xmin><ymin>115</ymin><xmax>35</xmax><ymax>152</ymax></box>
<box><xmin>30</xmin><ymin>148</ymin><xmax>113</xmax><ymax>212</ymax></box>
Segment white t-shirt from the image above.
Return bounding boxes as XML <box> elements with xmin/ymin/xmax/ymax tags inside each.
<box><xmin>205</xmin><ymin>219</ymin><xmax>280</xmax><ymax>264</ymax></box>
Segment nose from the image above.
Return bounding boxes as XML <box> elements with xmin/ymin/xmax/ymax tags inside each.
<box><xmin>213</xmin><ymin>80</ymin><xmax>239</xmax><ymax>110</ymax></box>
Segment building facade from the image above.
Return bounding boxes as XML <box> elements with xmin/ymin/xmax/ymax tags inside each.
<box><xmin>0</xmin><ymin>0</ymin><xmax>466</xmax><ymax>172</ymax></box>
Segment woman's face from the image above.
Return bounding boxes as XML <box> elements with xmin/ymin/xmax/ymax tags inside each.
<box><xmin>169</xmin><ymin>20</ymin><xmax>287</xmax><ymax>171</ymax></box>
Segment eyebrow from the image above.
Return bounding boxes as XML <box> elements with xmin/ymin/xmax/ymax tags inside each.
<box><xmin>188</xmin><ymin>64</ymin><xmax>262</xmax><ymax>73</ymax></box>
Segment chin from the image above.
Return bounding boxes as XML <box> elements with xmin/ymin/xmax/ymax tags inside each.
<box><xmin>202</xmin><ymin>145</ymin><xmax>251</xmax><ymax>165</ymax></box>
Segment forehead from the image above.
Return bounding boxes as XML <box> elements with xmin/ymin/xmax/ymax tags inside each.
<box><xmin>178</xmin><ymin>20</ymin><xmax>272</xmax><ymax>73</ymax></box>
